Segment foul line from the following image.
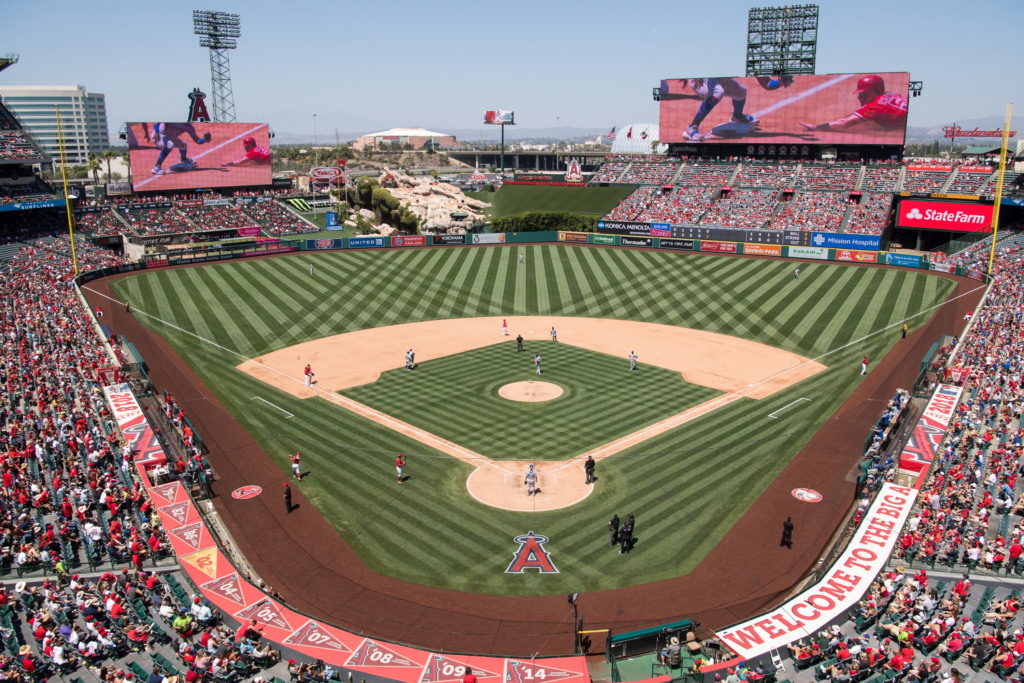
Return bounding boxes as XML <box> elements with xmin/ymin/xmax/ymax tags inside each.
<box><xmin>251</xmin><ymin>396</ymin><xmax>293</xmax><ymax>418</ymax></box>
<box><xmin>751</xmin><ymin>74</ymin><xmax>854</xmax><ymax>120</ymax></box>
<box><xmin>768</xmin><ymin>398</ymin><xmax>811</xmax><ymax>419</ymax></box>
<box><xmin>133</xmin><ymin>124</ymin><xmax>266</xmax><ymax>190</ymax></box>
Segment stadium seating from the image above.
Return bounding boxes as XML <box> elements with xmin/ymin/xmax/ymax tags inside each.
<box><xmin>591</xmin><ymin>162</ymin><xmax>629</xmax><ymax>183</ymax></box>
<box><xmin>243</xmin><ymin>200</ymin><xmax>315</xmax><ymax>235</ymax></box>
<box><xmin>634</xmin><ymin>187</ymin><xmax>715</xmax><ymax>224</ymax></box>
<box><xmin>177</xmin><ymin>203</ymin><xmax>256</xmax><ymax>231</ymax></box>
<box><xmin>75</xmin><ymin>210</ymin><xmax>130</xmax><ymax>237</ymax></box>
<box><xmin>845</xmin><ymin>193</ymin><xmax>893</xmax><ymax>235</ymax></box>
<box><xmin>946</xmin><ymin>169</ymin><xmax>994</xmax><ymax>194</ymax></box>
<box><xmin>122</xmin><ymin>207</ymin><xmax>194</xmax><ymax>236</ymax></box>
<box><xmin>0</xmin><ymin>131</ymin><xmax>43</xmax><ymax>162</ymax></box>
<box><xmin>770</xmin><ymin>191</ymin><xmax>850</xmax><ymax>231</ymax></box>
<box><xmin>0</xmin><ymin>180</ymin><xmax>54</xmax><ymax>205</ymax></box>
<box><xmin>699</xmin><ymin>189</ymin><xmax>778</xmax><ymax>229</ymax></box>
<box><xmin>604</xmin><ymin>186</ymin><xmax>659</xmax><ymax>221</ymax></box>
<box><xmin>674</xmin><ymin>164</ymin><xmax>734</xmax><ymax>187</ymax></box>
<box><xmin>860</xmin><ymin>166</ymin><xmax>900</xmax><ymax>192</ymax></box>
<box><xmin>794</xmin><ymin>164</ymin><xmax>859</xmax><ymax>190</ymax></box>
<box><xmin>616</xmin><ymin>162</ymin><xmax>679</xmax><ymax>185</ymax></box>
<box><xmin>903</xmin><ymin>168</ymin><xmax>953</xmax><ymax>193</ymax></box>
<box><xmin>733</xmin><ymin>164</ymin><xmax>796</xmax><ymax>189</ymax></box>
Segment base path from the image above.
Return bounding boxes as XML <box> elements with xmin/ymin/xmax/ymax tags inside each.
<box><xmin>238</xmin><ymin>317</ymin><xmax>825</xmax><ymax>511</ymax></box>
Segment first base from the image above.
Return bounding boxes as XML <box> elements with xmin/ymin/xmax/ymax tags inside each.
<box><xmin>710</xmin><ymin>121</ymin><xmax>757</xmax><ymax>138</ymax></box>
<box><xmin>168</xmin><ymin>162</ymin><xmax>197</xmax><ymax>172</ymax></box>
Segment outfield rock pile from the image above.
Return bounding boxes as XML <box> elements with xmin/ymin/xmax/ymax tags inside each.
<box><xmin>380</xmin><ymin>168</ymin><xmax>490</xmax><ymax>234</ymax></box>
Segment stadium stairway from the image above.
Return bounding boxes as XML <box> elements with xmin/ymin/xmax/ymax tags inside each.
<box><xmin>614</xmin><ymin>162</ymin><xmax>633</xmax><ymax>184</ymax></box>
<box><xmin>789</xmin><ymin>163</ymin><xmax>803</xmax><ymax>189</ymax></box>
<box><xmin>854</xmin><ymin>165</ymin><xmax>867</xmax><ymax>191</ymax></box>
<box><xmin>109</xmin><ymin>209</ymin><xmax>135</xmax><ymax>235</ymax></box>
<box><xmin>727</xmin><ymin>165</ymin><xmax>743</xmax><ymax>186</ymax></box>
<box><xmin>837</xmin><ymin>204</ymin><xmax>856</xmax><ymax>232</ymax></box>
<box><xmin>941</xmin><ymin>169</ymin><xmax>960</xmax><ymax>193</ymax></box>
<box><xmin>669</xmin><ymin>162</ymin><xmax>687</xmax><ymax>186</ymax></box>
<box><xmin>896</xmin><ymin>165</ymin><xmax>908</xmax><ymax>192</ymax></box>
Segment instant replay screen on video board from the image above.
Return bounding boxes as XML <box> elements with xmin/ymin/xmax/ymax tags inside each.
<box><xmin>659</xmin><ymin>73</ymin><xmax>910</xmax><ymax>146</ymax></box>
<box><xmin>127</xmin><ymin>122</ymin><xmax>271</xmax><ymax>192</ymax></box>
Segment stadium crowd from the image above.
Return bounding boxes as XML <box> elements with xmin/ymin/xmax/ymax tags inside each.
<box><xmin>634</xmin><ymin>187</ymin><xmax>715</xmax><ymax>224</ymax></box>
<box><xmin>903</xmin><ymin>168</ymin><xmax>954</xmax><ymax>194</ymax></box>
<box><xmin>698</xmin><ymin>189</ymin><xmax>777</xmax><ymax>229</ymax></box>
<box><xmin>846</xmin><ymin>194</ymin><xmax>894</xmax><ymax>235</ymax></box>
<box><xmin>794</xmin><ymin>165</ymin><xmax>859</xmax><ymax>191</ymax></box>
<box><xmin>733</xmin><ymin>164</ymin><xmax>796</xmax><ymax>189</ymax></box>
<box><xmin>591</xmin><ymin>163</ymin><xmax>629</xmax><ymax>184</ymax></box>
<box><xmin>604</xmin><ymin>186</ymin><xmax>659</xmax><ymax>221</ymax></box>
<box><xmin>74</xmin><ymin>210</ymin><xmax>130</xmax><ymax>237</ymax></box>
<box><xmin>122</xmin><ymin>208</ymin><xmax>194</xmax><ymax>236</ymax></box>
<box><xmin>770</xmin><ymin>191</ymin><xmax>851</xmax><ymax>232</ymax></box>
<box><xmin>675</xmin><ymin>164</ymin><xmax>734</xmax><ymax>187</ymax></box>
<box><xmin>176</xmin><ymin>205</ymin><xmax>256</xmax><ymax>232</ymax></box>
<box><xmin>861</xmin><ymin>167</ymin><xmax>901</xmax><ymax>193</ymax></box>
<box><xmin>617</xmin><ymin>163</ymin><xmax>679</xmax><ymax>185</ymax></box>
<box><xmin>0</xmin><ymin>132</ymin><xmax>43</xmax><ymax>162</ymax></box>
<box><xmin>0</xmin><ymin>181</ymin><xmax>54</xmax><ymax>206</ymax></box>
<box><xmin>241</xmin><ymin>201</ymin><xmax>314</xmax><ymax>236</ymax></box>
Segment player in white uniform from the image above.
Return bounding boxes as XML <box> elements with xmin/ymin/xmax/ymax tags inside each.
<box><xmin>534</xmin><ymin>354</ymin><xmax>542</xmax><ymax>375</ymax></box>
<box><xmin>525</xmin><ymin>465</ymin><xmax>537</xmax><ymax>496</ymax></box>
<box><xmin>149</xmin><ymin>122</ymin><xmax>210</xmax><ymax>175</ymax></box>
<box><xmin>550</xmin><ymin>327</ymin><xmax>558</xmax><ymax>343</ymax></box>
<box><xmin>629</xmin><ymin>351</ymin><xmax>638</xmax><ymax>371</ymax></box>
<box><xmin>519</xmin><ymin>253</ymin><xmax>524</xmax><ymax>264</ymax></box>
<box><xmin>794</xmin><ymin>268</ymin><xmax>800</xmax><ymax>280</ymax></box>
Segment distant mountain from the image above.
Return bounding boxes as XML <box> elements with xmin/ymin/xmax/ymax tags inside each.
<box><xmin>906</xmin><ymin>115</ymin><xmax>1023</xmax><ymax>146</ymax></box>
<box><xmin>269</xmin><ymin>127</ymin><xmax>609</xmax><ymax>146</ymax></box>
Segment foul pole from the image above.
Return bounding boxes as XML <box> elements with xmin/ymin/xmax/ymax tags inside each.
<box><xmin>55</xmin><ymin>107</ymin><xmax>79</xmax><ymax>276</ymax></box>
<box><xmin>988</xmin><ymin>103</ymin><xmax>1014</xmax><ymax>276</ymax></box>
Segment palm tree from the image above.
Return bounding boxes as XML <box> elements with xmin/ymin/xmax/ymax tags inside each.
<box><xmin>102</xmin><ymin>150</ymin><xmax>117</xmax><ymax>182</ymax></box>
<box><xmin>120</xmin><ymin>152</ymin><xmax>132</xmax><ymax>185</ymax></box>
<box><xmin>86</xmin><ymin>154</ymin><xmax>101</xmax><ymax>185</ymax></box>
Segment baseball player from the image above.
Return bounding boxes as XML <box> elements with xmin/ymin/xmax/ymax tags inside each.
<box><xmin>519</xmin><ymin>253</ymin><xmax>524</xmax><ymax>265</ymax></box>
<box><xmin>629</xmin><ymin>351</ymin><xmax>638</xmax><ymax>371</ymax></box>
<box><xmin>525</xmin><ymin>464</ymin><xmax>537</xmax><ymax>496</ymax></box>
<box><xmin>799</xmin><ymin>75</ymin><xmax>908</xmax><ymax>133</ymax></box>
<box><xmin>304</xmin><ymin>364</ymin><xmax>313</xmax><ymax>387</ymax></box>
<box><xmin>309</xmin><ymin>262</ymin><xmax>314</xmax><ymax>275</ymax></box>
<box><xmin>396</xmin><ymin>454</ymin><xmax>405</xmax><ymax>484</ymax></box>
<box><xmin>220</xmin><ymin>136</ymin><xmax>272</xmax><ymax>167</ymax></box>
<box><xmin>502</xmin><ymin>319</ymin><xmax>509</xmax><ymax>336</ymax></box>
<box><xmin>550</xmin><ymin>327</ymin><xmax>558</xmax><ymax>343</ymax></box>
<box><xmin>661</xmin><ymin>78</ymin><xmax>761</xmax><ymax>141</ymax></box>
<box><xmin>516</xmin><ymin>334</ymin><xmax>524</xmax><ymax>352</ymax></box>
<box><xmin>290</xmin><ymin>452</ymin><xmax>302</xmax><ymax>480</ymax></box>
<box><xmin>861</xmin><ymin>355</ymin><xmax>868</xmax><ymax>376</ymax></box>
<box><xmin>409</xmin><ymin>349</ymin><xmax>415</xmax><ymax>368</ymax></box>
<box><xmin>794</xmin><ymin>267</ymin><xmax>800</xmax><ymax>280</ymax></box>
<box><xmin>405</xmin><ymin>350</ymin><xmax>411</xmax><ymax>371</ymax></box>
<box><xmin>534</xmin><ymin>354</ymin><xmax>542</xmax><ymax>375</ymax></box>
<box><xmin>148</xmin><ymin>122</ymin><xmax>211</xmax><ymax>175</ymax></box>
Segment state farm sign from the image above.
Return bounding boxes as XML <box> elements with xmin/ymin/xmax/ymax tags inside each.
<box><xmin>898</xmin><ymin>200</ymin><xmax>994</xmax><ymax>233</ymax></box>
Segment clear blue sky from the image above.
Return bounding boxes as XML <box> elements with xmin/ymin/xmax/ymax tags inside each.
<box><xmin>2</xmin><ymin>0</ymin><xmax>1021</xmax><ymax>137</ymax></box>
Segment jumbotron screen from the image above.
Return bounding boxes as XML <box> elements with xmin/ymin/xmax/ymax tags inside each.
<box><xmin>127</xmin><ymin>122</ymin><xmax>271</xmax><ymax>192</ymax></box>
<box><xmin>659</xmin><ymin>73</ymin><xmax>910</xmax><ymax>146</ymax></box>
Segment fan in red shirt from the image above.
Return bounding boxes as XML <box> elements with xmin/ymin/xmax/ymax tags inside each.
<box><xmin>221</xmin><ymin>137</ymin><xmax>271</xmax><ymax>167</ymax></box>
<box><xmin>798</xmin><ymin>75</ymin><xmax>908</xmax><ymax>133</ymax></box>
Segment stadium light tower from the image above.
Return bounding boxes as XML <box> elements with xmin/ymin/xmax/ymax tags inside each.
<box><xmin>193</xmin><ymin>10</ymin><xmax>241</xmax><ymax>123</ymax></box>
<box><xmin>746</xmin><ymin>5</ymin><xmax>818</xmax><ymax>77</ymax></box>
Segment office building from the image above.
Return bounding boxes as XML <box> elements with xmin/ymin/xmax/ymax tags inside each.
<box><xmin>0</xmin><ymin>85</ymin><xmax>110</xmax><ymax>165</ymax></box>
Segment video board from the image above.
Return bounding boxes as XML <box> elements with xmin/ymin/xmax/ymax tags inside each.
<box><xmin>659</xmin><ymin>73</ymin><xmax>910</xmax><ymax>146</ymax></box>
<box><xmin>127</xmin><ymin>122</ymin><xmax>271</xmax><ymax>192</ymax></box>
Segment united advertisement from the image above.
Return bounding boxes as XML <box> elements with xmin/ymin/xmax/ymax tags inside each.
<box><xmin>660</xmin><ymin>73</ymin><xmax>910</xmax><ymax>146</ymax></box>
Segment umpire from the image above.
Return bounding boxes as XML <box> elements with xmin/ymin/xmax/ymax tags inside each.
<box><xmin>781</xmin><ymin>517</ymin><xmax>793</xmax><ymax>549</ymax></box>
<box><xmin>516</xmin><ymin>334</ymin><xmax>524</xmax><ymax>352</ymax></box>
<box><xmin>608</xmin><ymin>514</ymin><xmax>620</xmax><ymax>548</ymax></box>
<box><xmin>619</xmin><ymin>515</ymin><xmax>634</xmax><ymax>555</ymax></box>
<box><xmin>284</xmin><ymin>482</ymin><xmax>292</xmax><ymax>514</ymax></box>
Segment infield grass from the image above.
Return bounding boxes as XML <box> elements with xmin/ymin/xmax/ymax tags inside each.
<box><xmin>110</xmin><ymin>244</ymin><xmax>954</xmax><ymax>596</ymax></box>
<box><xmin>465</xmin><ymin>184</ymin><xmax>634</xmax><ymax>217</ymax></box>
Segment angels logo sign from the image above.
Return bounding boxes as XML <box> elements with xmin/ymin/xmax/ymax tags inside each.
<box><xmin>187</xmin><ymin>88</ymin><xmax>211</xmax><ymax>123</ymax></box>
<box><xmin>346</xmin><ymin>639</ymin><xmax>419</xmax><ymax>668</ymax></box>
<box><xmin>202</xmin><ymin>573</ymin><xmax>247</xmax><ymax>607</ymax></box>
<box><xmin>505</xmin><ymin>660</ymin><xmax>581</xmax><ymax>683</ymax></box>
<box><xmin>231</xmin><ymin>485</ymin><xmax>262</xmax><ymax>500</ymax></box>
<box><xmin>506</xmin><ymin>532</ymin><xmax>559</xmax><ymax>573</ymax></box>
<box><xmin>565</xmin><ymin>157</ymin><xmax>583</xmax><ymax>182</ymax></box>
<box><xmin>285</xmin><ymin>620</ymin><xmax>351</xmax><ymax>652</ymax></box>
<box><xmin>235</xmin><ymin>598</ymin><xmax>292</xmax><ymax>630</ymax></box>
<box><xmin>791</xmin><ymin>488</ymin><xmax>822</xmax><ymax>503</ymax></box>
<box><xmin>422</xmin><ymin>655</ymin><xmax>500</xmax><ymax>683</ymax></box>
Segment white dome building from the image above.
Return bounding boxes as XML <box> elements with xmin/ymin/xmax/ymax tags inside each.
<box><xmin>610</xmin><ymin>124</ymin><xmax>668</xmax><ymax>155</ymax></box>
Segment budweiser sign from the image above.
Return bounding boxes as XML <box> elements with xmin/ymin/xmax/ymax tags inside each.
<box><xmin>943</xmin><ymin>125</ymin><xmax>1018</xmax><ymax>139</ymax></box>
<box><xmin>309</xmin><ymin>167</ymin><xmax>344</xmax><ymax>182</ymax></box>
<box><xmin>898</xmin><ymin>200</ymin><xmax>994</xmax><ymax>233</ymax></box>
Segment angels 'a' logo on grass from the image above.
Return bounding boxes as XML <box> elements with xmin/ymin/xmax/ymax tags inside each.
<box><xmin>422</xmin><ymin>655</ymin><xmax>500</xmax><ymax>683</ymax></box>
<box><xmin>346</xmin><ymin>639</ymin><xmax>419</xmax><ymax>668</ymax></box>
<box><xmin>506</xmin><ymin>532</ymin><xmax>558</xmax><ymax>573</ymax></box>
<box><xmin>505</xmin><ymin>660</ymin><xmax>581</xmax><ymax>683</ymax></box>
<box><xmin>284</xmin><ymin>620</ymin><xmax>351</xmax><ymax>652</ymax></box>
<box><xmin>792</xmin><ymin>488</ymin><xmax>823</xmax><ymax>503</ymax></box>
<box><xmin>201</xmin><ymin>573</ymin><xmax>246</xmax><ymax>607</ymax></box>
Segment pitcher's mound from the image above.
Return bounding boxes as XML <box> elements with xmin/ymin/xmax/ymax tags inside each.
<box><xmin>499</xmin><ymin>381</ymin><xmax>563</xmax><ymax>402</ymax></box>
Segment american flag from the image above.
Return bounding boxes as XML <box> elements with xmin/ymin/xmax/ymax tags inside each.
<box><xmin>606</xmin><ymin>126</ymin><xmax>616</xmax><ymax>140</ymax></box>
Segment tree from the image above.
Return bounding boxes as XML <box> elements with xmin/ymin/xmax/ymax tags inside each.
<box><xmin>86</xmin><ymin>154</ymin><xmax>101</xmax><ymax>185</ymax></box>
<box><xmin>120</xmin><ymin>152</ymin><xmax>132</xmax><ymax>184</ymax></box>
<box><xmin>102</xmin><ymin>150</ymin><xmax>117</xmax><ymax>182</ymax></box>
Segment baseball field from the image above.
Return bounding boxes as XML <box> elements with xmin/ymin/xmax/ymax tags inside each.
<box><xmin>464</xmin><ymin>185</ymin><xmax>634</xmax><ymax>217</ymax></box>
<box><xmin>107</xmin><ymin>244</ymin><xmax>952</xmax><ymax>598</ymax></box>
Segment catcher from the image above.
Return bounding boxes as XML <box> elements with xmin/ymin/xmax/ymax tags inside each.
<box><xmin>149</xmin><ymin>122</ymin><xmax>212</xmax><ymax>175</ymax></box>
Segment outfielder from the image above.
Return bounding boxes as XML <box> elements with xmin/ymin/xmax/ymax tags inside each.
<box><xmin>794</xmin><ymin>267</ymin><xmax>800</xmax><ymax>280</ymax></box>
<box><xmin>148</xmin><ymin>122</ymin><xmax>211</xmax><ymax>175</ymax></box>
<box><xmin>396</xmin><ymin>453</ymin><xmax>405</xmax><ymax>484</ymax></box>
<box><xmin>519</xmin><ymin>253</ymin><xmax>524</xmax><ymax>265</ymax></box>
<box><xmin>525</xmin><ymin>464</ymin><xmax>537</xmax><ymax>496</ymax></box>
<box><xmin>309</xmin><ymin>262</ymin><xmax>314</xmax><ymax>275</ymax></box>
<box><xmin>861</xmin><ymin>355</ymin><xmax>868</xmax><ymax>376</ymax></box>
<box><xmin>550</xmin><ymin>326</ymin><xmax>558</xmax><ymax>343</ymax></box>
<box><xmin>629</xmin><ymin>351</ymin><xmax>638</xmax><ymax>371</ymax></box>
<box><xmin>534</xmin><ymin>354</ymin><xmax>542</xmax><ymax>375</ymax></box>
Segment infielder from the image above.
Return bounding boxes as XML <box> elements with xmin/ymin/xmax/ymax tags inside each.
<box><xmin>148</xmin><ymin>122</ymin><xmax>211</xmax><ymax>175</ymax></box>
<box><xmin>629</xmin><ymin>351</ymin><xmax>638</xmax><ymax>371</ymax></box>
<box><xmin>671</xmin><ymin>78</ymin><xmax>761</xmax><ymax>142</ymax></box>
<box><xmin>525</xmin><ymin>464</ymin><xmax>537</xmax><ymax>496</ymax></box>
<box><xmin>502</xmin><ymin>319</ymin><xmax>509</xmax><ymax>336</ymax></box>
<box><xmin>405</xmin><ymin>350</ymin><xmax>412</xmax><ymax>371</ymax></box>
<box><xmin>304</xmin><ymin>364</ymin><xmax>313</xmax><ymax>387</ymax></box>
<box><xmin>550</xmin><ymin>327</ymin><xmax>558</xmax><ymax>343</ymax></box>
<box><xmin>534</xmin><ymin>354</ymin><xmax>542</xmax><ymax>375</ymax></box>
<box><xmin>396</xmin><ymin>453</ymin><xmax>405</xmax><ymax>484</ymax></box>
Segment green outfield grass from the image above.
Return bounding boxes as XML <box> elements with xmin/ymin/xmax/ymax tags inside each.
<box><xmin>110</xmin><ymin>245</ymin><xmax>953</xmax><ymax>596</ymax></box>
<box><xmin>344</xmin><ymin>343</ymin><xmax>720</xmax><ymax>459</ymax></box>
<box><xmin>465</xmin><ymin>184</ymin><xmax>633</xmax><ymax>217</ymax></box>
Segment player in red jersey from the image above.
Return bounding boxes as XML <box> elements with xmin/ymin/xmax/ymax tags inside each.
<box><xmin>799</xmin><ymin>75</ymin><xmax>908</xmax><ymax>132</ymax></box>
<box><xmin>220</xmin><ymin>137</ymin><xmax>271</xmax><ymax>167</ymax></box>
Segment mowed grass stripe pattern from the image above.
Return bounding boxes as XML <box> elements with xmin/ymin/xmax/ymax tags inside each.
<box><xmin>112</xmin><ymin>246</ymin><xmax>955</xmax><ymax>596</ymax></box>
<box><xmin>343</xmin><ymin>343</ymin><xmax>721</xmax><ymax>459</ymax></box>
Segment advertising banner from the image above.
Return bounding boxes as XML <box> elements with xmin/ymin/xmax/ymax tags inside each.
<box><xmin>177</xmin><ymin>200</ymin><xmax>204</xmax><ymax>208</ymax></box>
<box><xmin>660</xmin><ymin>73</ymin><xmax>910</xmax><ymax>146</ymax></box>
<box><xmin>898</xmin><ymin>384</ymin><xmax>963</xmax><ymax>476</ymax></box>
<box><xmin>484</xmin><ymin>110</ymin><xmax>514</xmax><ymax>124</ymax></box>
<box><xmin>0</xmin><ymin>199</ymin><xmax>66</xmax><ymax>213</ymax></box>
<box><xmin>204</xmin><ymin>198</ymin><xmax>231</xmax><ymax>207</ymax></box>
<box><xmin>717</xmin><ymin>483</ymin><xmax>917</xmax><ymax>660</ymax></box>
<box><xmin>788</xmin><ymin>246</ymin><xmax>828</xmax><ymax>260</ymax></box>
<box><xmin>592</xmin><ymin>235</ymin><xmax>617</xmax><ymax>245</ymax></box>
<box><xmin>650</xmin><ymin>223</ymin><xmax>671</xmax><ymax>237</ymax></box>
<box><xmin>236</xmin><ymin>226</ymin><xmax>261</xmax><ymax>237</ymax></box>
<box><xmin>884</xmin><ymin>253</ymin><xmax>922</xmax><ymax>268</ymax></box>
<box><xmin>700</xmin><ymin>241</ymin><xmax>737</xmax><ymax>253</ymax></box>
<box><xmin>348</xmin><ymin>236</ymin><xmax>389</xmax><ymax>249</ymax></box>
<box><xmin>897</xmin><ymin>200</ymin><xmax>994</xmax><ymax>233</ymax></box>
<box><xmin>106</xmin><ymin>182</ymin><xmax>132</xmax><ymax>196</ymax></box>
<box><xmin>471</xmin><ymin>233</ymin><xmax>506</xmax><ymax>244</ymax></box>
<box><xmin>835</xmin><ymin>249</ymin><xmax>878</xmax><ymax>263</ymax></box>
<box><xmin>620</xmin><ymin>236</ymin><xmax>654</xmax><ymax>248</ymax></box>
<box><xmin>659</xmin><ymin>238</ymin><xmax>695</xmax><ymax>250</ymax></box>
<box><xmin>102</xmin><ymin>383</ymin><xmax>168</xmax><ymax>470</ymax></box>
<box><xmin>811</xmin><ymin>233</ymin><xmax>882</xmax><ymax>251</ymax></box>
<box><xmin>326</xmin><ymin>212</ymin><xmax>339</xmax><ymax>227</ymax></box>
<box><xmin>929</xmin><ymin>262</ymin><xmax>956</xmax><ymax>273</ymax></box>
<box><xmin>959</xmin><ymin>167</ymin><xmax>994</xmax><ymax>174</ymax></box>
<box><xmin>392</xmin><ymin>235</ymin><xmax>426</xmax><ymax>247</ymax></box>
<box><xmin>127</xmin><ymin>122</ymin><xmax>271</xmax><ymax>193</ymax></box>
<box><xmin>742</xmin><ymin>243</ymin><xmax>783</xmax><ymax>257</ymax></box>
<box><xmin>597</xmin><ymin>221</ymin><xmax>651</xmax><ymax>236</ymax></box>
<box><xmin>307</xmin><ymin>238</ymin><xmax>343</xmax><ymax>250</ymax></box>
<box><xmin>557</xmin><ymin>231</ymin><xmax>589</xmax><ymax>243</ymax></box>
<box><xmin>433</xmin><ymin>234</ymin><xmax>466</xmax><ymax>245</ymax></box>
<box><xmin>907</xmin><ymin>165</ymin><xmax>952</xmax><ymax>172</ymax></box>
